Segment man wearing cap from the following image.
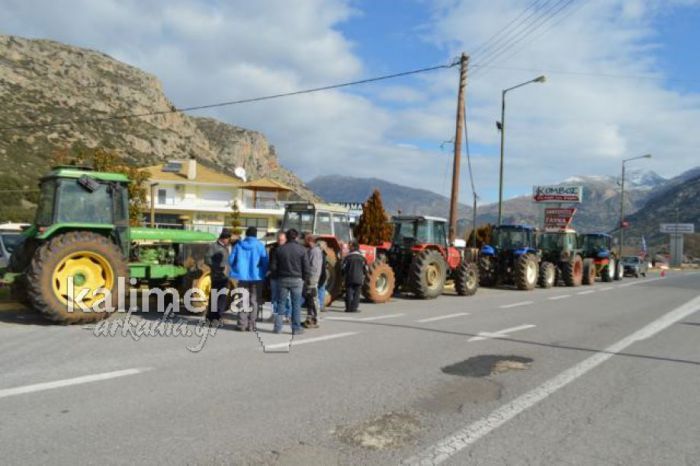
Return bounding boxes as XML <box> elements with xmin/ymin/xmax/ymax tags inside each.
<box><xmin>205</xmin><ymin>228</ymin><xmax>232</xmax><ymax>322</ymax></box>
<box><xmin>229</xmin><ymin>226</ymin><xmax>269</xmax><ymax>331</ymax></box>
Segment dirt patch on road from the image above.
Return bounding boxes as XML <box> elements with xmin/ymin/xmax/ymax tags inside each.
<box><xmin>336</xmin><ymin>412</ymin><xmax>421</xmax><ymax>450</ymax></box>
<box><xmin>441</xmin><ymin>355</ymin><xmax>533</xmax><ymax>378</ymax></box>
<box><xmin>415</xmin><ymin>378</ymin><xmax>502</xmax><ymax>414</ymax></box>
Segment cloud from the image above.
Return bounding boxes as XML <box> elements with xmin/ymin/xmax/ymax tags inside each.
<box><xmin>1</xmin><ymin>0</ymin><xmax>700</xmax><ymax>204</ymax></box>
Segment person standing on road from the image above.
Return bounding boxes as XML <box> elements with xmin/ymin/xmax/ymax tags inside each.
<box><xmin>342</xmin><ymin>240</ymin><xmax>366</xmax><ymax>313</ymax></box>
<box><xmin>268</xmin><ymin>230</ymin><xmax>291</xmax><ymax>322</ymax></box>
<box><xmin>302</xmin><ymin>233</ymin><xmax>322</xmax><ymax>329</ymax></box>
<box><xmin>270</xmin><ymin>228</ymin><xmax>309</xmax><ymax>334</ymax></box>
<box><xmin>205</xmin><ymin>228</ymin><xmax>232</xmax><ymax>322</ymax></box>
<box><xmin>229</xmin><ymin>226</ymin><xmax>268</xmax><ymax>331</ymax></box>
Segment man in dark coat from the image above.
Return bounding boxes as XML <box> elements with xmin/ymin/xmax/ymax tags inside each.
<box><xmin>342</xmin><ymin>240</ymin><xmax>366</xmax><ymax>313</ymax></box>
<box><xmin>270</xmin><ymin>228</ymin><xmax>309</xmax><ymax>334</ymax></box>
<box><xmin>205</xmin><ymin>228</ymin><xmax>232</xmax><ymax>321</ymax></box>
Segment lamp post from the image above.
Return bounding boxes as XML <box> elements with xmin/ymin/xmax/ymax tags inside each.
<box><xmin>497</xmin><ymin>75</ymin><xmax>546</xmax><ymax>225</ymax></box>
<box><xmin>618</xmin><ymin>154</ymin><xmax>652</xmax><ymax>257</ymax></box>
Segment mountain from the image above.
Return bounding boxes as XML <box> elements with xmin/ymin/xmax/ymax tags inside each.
<box><xmin>0</xmin><ymin>35</ymin><xmax>315</xmax><ymax>221</ymax></box>
<box><xmin>307</xmin><ymin>175</ymin><xmax>473</xmax><ymax>219</ymax></box>
<box><xmin>311</xmin><ymin>171</ymin><xmax>668</xmax><ymax>235</ymax></box>
<box><xmin>625</xmin><ymin>168</ymin><xmax>700</xmax><ymax>256</ymax></box>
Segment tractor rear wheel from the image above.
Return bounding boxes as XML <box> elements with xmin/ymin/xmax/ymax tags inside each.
<box><xmin>514</xmin><ymin>254</ymin><xmax>538</xmax><ymax>290</ymax></box>
<box><xmin>562</xmin><ymin>255</ymin><xmax>583</xmax><ymax>287</ymax></box>
<box><xmin>582</xmin><ymin>258</ymin><xmax>596</xmax><ymax>285</ymax></box>
<box><xmin>478</xmin><ymin>256</ymin><xmax>497</xmax><ymax>287</ymax></box>
<box><xmin>10</xmin><ymin>275</ymin><xmax>31</xmax><ymax>306</ymax></box>
<box><xmin>409</xmin><ymin>249</ymin><xmax>446</xmax><ymax>299</ymax></box>
<box><xmin>319</xmin><ymin>242</ymin><xmax>342</xmax><ymax>307</ymax></box>
<box><xmin>454</xmin><ymin>261</ymin><xmax>479</xmax><ymax>296</ymax></box>
<box><xmin>538</xmin><ymin>261</ymin><xmax>556</xmax><ymax>288</ymax></box>
<box><xmin>26</xmin><ymin>231</ymin><xmax>128</xmax><ymax>324</ymax></box>
<box><xmin>362</xmin><ymin>261</ymin><xmax>395</xmax><ymax>303</ymax></box>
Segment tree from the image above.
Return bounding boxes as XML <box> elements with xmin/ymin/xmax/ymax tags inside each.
<box><xmin>465</xmin><ymin>223</ymin><xmax>493</xmax><ymax>248</ymax></box>
<box><xmin>228</xmin><ymin>200</ymin><xmax>243</xmax><ymax>236</ymax></box>
<box><xmin>354</xmin><ymin>189</ymin><xmax>393</xmax><ymax>245</ymax></box>
<box><xmin>51</xmin><ymin>146</ymin><xmax>150</xmax><ymax>226</ymax></box>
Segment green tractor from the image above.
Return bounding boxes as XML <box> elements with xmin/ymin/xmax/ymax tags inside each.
<box><xmin>4</xmin><ymin>166</ymin><xmax>216</xmax><ymax>324</ymax></box>
<box><xmin>537</xmin><ymin>229</ymin><xmax>593</xmax><ymax>287</ymax></box>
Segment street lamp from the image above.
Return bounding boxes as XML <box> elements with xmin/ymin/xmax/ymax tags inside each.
<box><xmin>618</xmin><ymin>153</ymin><xmax>652</xmax><ymax>257</ymax></box>
<box><xmin>497</xmin><ymin>75</ymin><xmax>546</xmax><ymax>225</ymax></box>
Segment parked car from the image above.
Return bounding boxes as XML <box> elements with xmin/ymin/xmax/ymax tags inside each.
<box><xmin>621</xmin><ymin>256</ymin><xmax>648</xmax><ymax>278</ymax></box>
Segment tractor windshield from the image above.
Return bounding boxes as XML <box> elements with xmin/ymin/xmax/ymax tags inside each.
<box><xmin>539</xmin><ymin>233</ymin><xmax>565</xmax><ymax>250</ymax></box>
<box><xmin>582</xmin><ymin>235</ymin><xmax>609</xmax><ymax>251</ymax></box>
<box><xmin>282</xmin><ymin>210</ymin><xmax>314</xmax><ymax>233</ymax></box>
<box><xmin>492</xmin><ymin>227</ymin><xmax>530</xmax><ymax>250</ymax></box>
<box><xmin>332</xmin><ymin>214</ymin><xmax>352</xmax><ymax>243</ymax></box>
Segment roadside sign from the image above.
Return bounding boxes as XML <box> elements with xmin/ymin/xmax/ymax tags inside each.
<box><xmin>544</xmin><ymin>207</ymin><xmax>577</xmax><ymax>229</ymax></box>
<box><xmin>660</xmin><ymin>223</ymin><xmax>694</xmax><ymax>234</ymax></box>
<box><xmin>533</xmin><ymin>185</ymin><xmax>583</xmax><ymax>203</ymax></box>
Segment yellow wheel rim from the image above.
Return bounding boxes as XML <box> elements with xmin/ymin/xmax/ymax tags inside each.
<box><xmin>426</xmin><ymin>264</ymin><xmax>440</xmax><ymax>289</ymax></box>
<box><xmin>192</xmin><ymin>273</ymin><xmax>211</xmax><ymax>310</ymax></box>
<box><xmin>52</xmin><ymin>251</ymin><xmax>115</xmax><ymax>307</ymax></box>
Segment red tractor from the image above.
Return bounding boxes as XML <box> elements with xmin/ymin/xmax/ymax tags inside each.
<box><xmin>280</xmin><ymin>203</ymin><xmax>395</xmax><ymax>305</ymax></box>
<box><xmin>387</xmin><ymin>215</ymin><xmax>478</xmax><ymax>299</ymax></box>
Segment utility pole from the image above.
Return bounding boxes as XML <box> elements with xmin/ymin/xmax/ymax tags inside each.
<box><xmin>448</xmin><ymin>53</ymin><xmax>468</xmax><ymax>244</ymax></box>
<box><xmin>618</xmin><ymin>161</ymin><xmax>625</xmax><ymax>258</ymax></box>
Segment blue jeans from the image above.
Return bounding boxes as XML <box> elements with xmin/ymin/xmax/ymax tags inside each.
<box><xmin>275</xmin><ymin>277</ymin><xmax>303</xmax><ymax>333</ymax></box>
<box><xmin>270</xmin><ymin>278</ymin><xmax>291</xmax><ymax>317</ymax></box>
<box><xmin>318</xmin><ymin>285</ymin><xmax>326</xmax><ymax>312</ymax></box>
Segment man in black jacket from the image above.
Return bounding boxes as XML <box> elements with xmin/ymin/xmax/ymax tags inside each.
<box><xmin>270</xmin><ymin>228</ymin><xmax>309</xmax><ymax>334</ymax></box>
<box><xmin>205</xmin><ymin>228</ymin><xmax>231</xmax><ymax>321</ymax></box>
<box><xmin>342</xmin><ymin>240</ymin><xmax>366</xmax><ymax>313</ymax></box>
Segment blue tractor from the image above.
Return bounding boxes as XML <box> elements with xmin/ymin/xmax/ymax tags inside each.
<box><xmin>478</xmin><ymin>225</ymin><xmax>541</xmax><ymax>290</ymax></box>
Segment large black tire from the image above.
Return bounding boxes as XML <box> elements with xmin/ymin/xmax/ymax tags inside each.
<box><xmin>561</xmin><ymin>255</ymin><xmax>583</xmax><ymax>287</ymax></box>
<box><xmin>614</xmin><ymin>259</ymin><xmax>624</xmax><ymax>281</ymax></box>
<box><xmin>362</xmin><ymin>260</ymin><xmax>395</xmax><ymax>303</ymax></box>
<box><xmin>538</xmin><ymin>261</ymin><xmax>556</xmax><ymax>289</ymax></box>
<box><xmin>602</xmin><ymin>258</ymin><xmax>614</xmax><ymax>282</ymax></box>
<box><xmin>26</xmin><ymin>231</ymin><xmax>128</xmax><ymax>324</ymax></box>
<box><xmin>409</xmin><ymin>249</ymin><xmax>447</xmax><ymax>299</ymax></box>
<box><xmin>319</xmin><ymin>242</ymin><xmax>342</xmax><ymax>307</ymax></box>
<box><xmin>454</xmin><ymin>261</ymin><xmax>479</xmax><ymax>296</ymax></box>
<box><xmin>514</xmin><ymin>254</ymin><xmax>538</xmax><ymax>291</ymax></box>
<box><xmin>10</xmin><ymin>274</ymin><xmax>31</xmax><ymax>306</ymax></box>
<box><xmin>478</xmin><ymin>256</ymin><xmax>497</xmax><ymax>287</ymax></box>
<box><xmin>582</xmin><ymin>258</ymin><xmax>596</xmax><ymax>285</ymax></box>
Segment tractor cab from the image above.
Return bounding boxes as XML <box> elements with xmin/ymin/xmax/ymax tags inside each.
<box><xmin>538</xmin><ymin>228</ymin><xmax>578</xmax><ymax>258</ymax></box>
<box><xmin>483</xmin><ymin>225</ymin><xmax>537</xmax><ymax>256</ymax></box>
<box><xmin>281</xmin><ymin>202</ymin><xmax>353</xmax><ymax>245</ymax></box>
<box><xmin>33</xmin><ymin>167</ymin><xmax>131</xmax><ymax>254</ymax></box>
<box><xmin>391</xmin><ymin>215</ymin><xmax>448</xmax><ymax>251</ymax></box>
<box><xmin>579</xmin><ymin>233</ymin><xmax>612</xmax><ymax>258</ymax></box>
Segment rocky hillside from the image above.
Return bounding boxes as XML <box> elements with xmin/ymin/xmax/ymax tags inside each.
<box><xmin>0</xmin><ymin>35</ymin><xmax>314</xmax><ymax>220</ymax></box>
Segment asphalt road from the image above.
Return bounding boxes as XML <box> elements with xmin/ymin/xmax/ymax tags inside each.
<box><xmin>1</xmin><ymin>271</ymin><xmax>699</xmax><ymax>465</ymax></box>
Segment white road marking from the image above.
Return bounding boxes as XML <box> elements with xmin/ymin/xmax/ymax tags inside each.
<box><xmin>326</xmin><ymin>314</ymin><xmax>405</xmax><ymax>322</ymax></box>
<box><xmin>404</xmin><ymin>294</ymin><xmax>700</xmax><ymax>465</ymax></box>
<box><xmin>468</xmin><ymin>324</ymin><xmax>535</xmax><ymax>342</ymax></box>
<box><xmin>0</xmin><ymin>368</ymin><xmax>148</xmax><ymax>400</ymax></box>
<box><xmin>576</xmin><ymin>290</ymin><xmax>596</xmax><ymax>295</ymax></box>
<box><xmin>264</xmin><ymin>332</ymin><xmax>357</xmax><ymax>350</ymax></box>
<box><xmin>416</xmin><ymin>313</ymin><xmax>470</xmax><ymax>323</ymax></box>
<box><xmin>548</xmin><ymin>294</ymin><xmax>571</xmax><ymax>301</ymax></box>
<box><xmin>599</xmin><ymin>287</ymin><xmax>614</xmax><ymax>291</ymax></box>
<box><xmin>499</xmin><ymin>301</ymin><xmax>534</xmax><ymax>309</ymax></box>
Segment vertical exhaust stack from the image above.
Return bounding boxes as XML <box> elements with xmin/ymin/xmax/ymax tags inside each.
<box><xmin>187</xmin><ymin>156</ymin><xmax>197</xmax><ymax>180</ymax></box>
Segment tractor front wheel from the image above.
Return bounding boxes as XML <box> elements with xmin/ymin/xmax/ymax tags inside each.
<box><xmin>26</xmin><ymin>231</ymin><xmax>128</xmax><ymax>324</ymax></box>
<box><xmin>614</xmin><ymin>260</ymin><xmax>624</xmax><ymax>281</ymax></box>
<box><xmin>582</xmin><ymin>258</ymin><xmax>596</xmax><ymax>285</ymax></box>
<box><xmin>478</xmin><ymin>256</ymin><xmax>497</xmax><ymax>287</ymax></box>
<box><xmin>538</xmin><ymin>261</ymin><xmax>556</xmax><ymax>288</ymax></box>
<box><xmin>409</xmin><ymin>249</ymin><xmax>446</xmax><ymax>299</ymax></box>
<box><xmin>562</xmin><ymin>255</ymin><xmax>583</xmax><ymax>287</ymax></box>
<box><xmin>455</xmin><ymin>261</ymin><xmax>479</xmax><ymax>296</ymax></box>
<box><xmin>514</xmin><ymin>254</ymin><xmax>538</xmax><ymax>290</ymax></box>
<box><xmin>319</xmin><ymin>242</ymin><xmax>342</xmax><ymax>307</ymax></box>
<box><xmin>602</xmin><ymin>259</ymin><xmax>614</xmax><ymax>282</ymax></box>
<box><xmin>363</xmin><ymin>261</ymin><xmax>395</xmax><ymax>303</ymax></box>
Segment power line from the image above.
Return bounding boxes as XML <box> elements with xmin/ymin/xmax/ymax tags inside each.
<box><xmin>0</xmin><ymin>62</ymin><xmax>458</xmax><ymax>132</ymax></box>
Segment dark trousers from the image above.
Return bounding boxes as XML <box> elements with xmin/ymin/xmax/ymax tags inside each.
<box><xmin>207</xmin><ymin>278</ymin><xmax>229</xmax><ymax>320</ymax></box>
<box><xmin>238</xmin><ymin>281</ymin><xmax>262</xmax><ymax>330</ymax></box>
<box><xmin>345</xmin><ymin>283</ymin><xmax>361</xmax><ymax>312</ymax></box>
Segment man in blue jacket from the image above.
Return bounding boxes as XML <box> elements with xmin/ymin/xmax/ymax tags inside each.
<box><xmin>229</xmin><ymin>226</ymin><xmax>268</xmax><ymax>331</ymax></box>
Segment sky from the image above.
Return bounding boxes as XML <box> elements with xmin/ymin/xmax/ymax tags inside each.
<box><xmin>2</xmin><ymin>0</ymin><xmax>700</xmax><ymax>204</ymax></box>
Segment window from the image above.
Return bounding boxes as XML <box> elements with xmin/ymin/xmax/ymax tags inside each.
<box><xmin>283</xmin><ymin>211</ymin><xmax>314</xmax><ymax>233</ymax></box>
<box><xmin>316</xmin><ymin>212</ymin><xmax>333</xmax><ymax>235</ymax></box>
<box><xmin>35</xmin><ymin>179</ymin><xmax>57</xmax><ymax>226</ymax></box>
<box><xmin>332</xmin><ymin>214</ymin><xmax>351</xmax><ymax>242</ymax></box>
<box><xmin>241</xmin><ymin>217</ymin><xmax>269</xmax><ymax>229</ymax></box>
<box><xmin>56</xmin><ymin>179</ymin><xmax>113</xmax><ymax>224</ymax></box>
<box><xmin>431</xmin><ymin>221</ymin><xmax>447</xmax><ymax>246</ymax></box>
<box><xmin>157</xmin><ymin>189</ymin><xmax>167</xmax><ymax>205</ymax></box>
